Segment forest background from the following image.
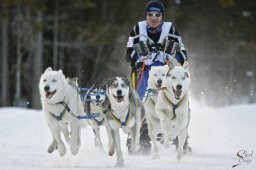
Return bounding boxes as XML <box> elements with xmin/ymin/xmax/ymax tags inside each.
<box><xmin>0</xmin><ymin>0</ymin><xmax>255</xmax><ymax>109</ymax></box>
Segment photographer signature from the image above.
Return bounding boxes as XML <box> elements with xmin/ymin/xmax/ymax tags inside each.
<box><xmin>232</xmin><ymin>150</ymin><xmax>253</xmax><ymax>168</ymax></box>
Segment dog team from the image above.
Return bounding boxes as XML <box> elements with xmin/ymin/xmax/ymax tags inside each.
<box><xmin>39</xmin><ymin>59</ymin><xmax>191</xmax><ymax>167</ymax></box>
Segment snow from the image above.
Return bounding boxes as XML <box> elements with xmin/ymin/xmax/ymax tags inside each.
<box><xmin>0</xmin><ymin>101</ymin><xmax>255</xmax><ymax>170</ymax></box>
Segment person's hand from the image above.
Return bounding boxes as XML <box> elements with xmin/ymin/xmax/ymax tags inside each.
<box><xmin>165</xmin><ymin>53</ymin><xmax>174</xmax><ymax>61</ymax></box>
<box><xmin>137</xmin><ymin>56</ymin><xmax>149</xmax><ymax>62</ymax></box>
<box><xmin>135</xmin><ymin>61</ymin><xmax>143</xmax><ymax>69</ymax></box>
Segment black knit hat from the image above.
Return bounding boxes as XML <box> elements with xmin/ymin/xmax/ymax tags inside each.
<box><xmin>145</xmin><ymin>1</ymin><xmax>165</xmax><ymax>14</ymax></box>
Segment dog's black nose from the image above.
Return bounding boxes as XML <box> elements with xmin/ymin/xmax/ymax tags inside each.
<box><xmin>117</xmin><ymin>90</ymin><xmax>122</xmax><ymax>96</ymax></box>
<box><xmin>157</xmin><ymin>79</ymin><xmax>162</xmax><ymax>85</ymax></box>
<box><xmin>176</xmin><ymin>84</ymin><xmax>182</xmax><ymax>90</ymax></box>
<box><xmin>44</xmin><ymin>85</ymin><xmax>50</xmax><ymax>91</ymax></box>
<box><xmin>96</xmin><ymin>95</ymin><xmax>100</xmax><ymax>100</ymax></box>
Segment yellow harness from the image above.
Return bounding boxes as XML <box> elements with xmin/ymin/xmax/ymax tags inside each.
<box><xmin>110</xmin><ymin>105</ymin><xmax>132</xmax><ymax>127</ymax></box>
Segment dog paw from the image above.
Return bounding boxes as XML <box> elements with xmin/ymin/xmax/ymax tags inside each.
<box><xmin>177</xmin><ymin>149</ymin><xmax>183</xmax><ymax>160</ymax></box>
<box><xmin>47</xmin><ymin>144</ymin><xmax>57</xmax><ymax>153</ymax></box>
<box><xmin>177</xmin><ymin>153</ymin><xmax>182</xmax><ymax>160</ymax></box>
<box><xmin>108</xmin><ymin>150</ymin><xmax>115</xmax><ymax>156</ymax></box>
<box><xmin>115</xmin><ymin>160</ymin><xmax>124</xmax><ymax>167</ymax></box>
<box><xmin>97</xmin><ymin>145</ymin><xmax>105</xmax><ymax>154</ymax></box>
<box><xmin>70</xmin><ymin>145</ymin><xmax>80</xmax><ymax>155</ymax></box>
<box><xmin>168</xmin><ymin>132</ymin><xmax>178</xmax><ymax>141</ymax></box>
<box><xmin>130</xmin><ymin>145</ymin><xmax>140</xmax><ymax>152</ymax></box>
<box><xmin>152</xmin><ymin>154</ymin><xmax>159</xmax><ymax>160</ymax></box>
<box><xmin>108</xmin><ymin>143</ymin><xmax>115</xmax><ymax>156</ymax></box>
<box><xmin>58</xmin><ymin>145</ymin><xmax>66</xmax><ymax>156</ymax></box>
<box><xmin>66</xmin><ymin>138</ymin><xmax>71</xmax><ymax>145</ymax></box>
<box><xmin>163</xmin><ymin>140</ymin><xmax>170</xmax><ymax>148</ymax></box>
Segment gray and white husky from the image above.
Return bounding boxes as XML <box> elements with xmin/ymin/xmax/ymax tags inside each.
<box><xmin>83</xmin><ymin>85</ymin><xmax>113</xmax><ymax>153</ymax></box>
<box><xmin>102</xmin><ymin>76</ymin><xmax>144</xmax><ymax>167</ymax></box>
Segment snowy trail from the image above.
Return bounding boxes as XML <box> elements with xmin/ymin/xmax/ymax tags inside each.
<box><xmin>0</xmin><ymin>104</ymin><xmax>255</xmax><ymax>170</ymax></box>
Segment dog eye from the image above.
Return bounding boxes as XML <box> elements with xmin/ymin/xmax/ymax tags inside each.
<box><xmin>162</xmin><ymin>74</ymin><xmax>165</xmax><ymax>76</ymax></box>
<box><xmin>43</xmin><ymin>79</ymin><xmax>46</xmax><ymax>82</ymax></box>
<box><xmin>110</xmin><ymin>84</ymin><xmax>117</xmax><ymax>88</ymax></box>
<box><xmin>121</xmin><ymin>84</ymin><xmax>127</xmax><ymax>88</ymax></box>
<box><xmin>154</xmin><ymin>74</ymin><xmax>157</xmax><ymax>77</ymax></box>
<box><xmin>172</xmin><ymin>76</ymin><xmax>176</xmax><ymax>80</ymax></box>
<box><xmin>182</xmin><ymin>77</ymin><xmax>186</xmax><ymax>80</ymax></box>
<box><xmin>52</xmin><ymin>79</ymin><xmax>57</xmax><ymax>82</ymax></box>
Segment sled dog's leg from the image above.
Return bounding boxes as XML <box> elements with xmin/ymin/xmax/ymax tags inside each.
<box><xmin>49</xmin><ymin>125</ymin><xmax>66</xmax><ymax>156</ymax></box>
<box><xmin>111</xmin><ymin>128</ymin><xmax>124</xmax><ymax>167</ymax></box>
<box><xmin>177</xmin><ymin>128</ymin><xmax>187</xmax><ymax>160</ymax></box>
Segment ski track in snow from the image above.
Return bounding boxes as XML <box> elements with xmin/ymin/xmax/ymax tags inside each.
<box><xmin>0</xmin><ymin>103</ymin><xmax>255</xmax><ymax>170</ymax></box>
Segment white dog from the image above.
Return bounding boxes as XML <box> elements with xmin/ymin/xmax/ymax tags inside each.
<box><xmin>143</xmin><ymin>65</ymin><xmax>169</xmax><ymax>159</ymax></box>
<box><xmin>83</xmin><ymin>85</ymin><xmax>113</xmax><ymax>153</ymax></box>
<box><xmin>103</xmin><ymin>76</ymin><xmax>143</xmax><ymax>167</ymax></box>
<box><xmin>155</xmin><ymin>61</ymin><xmax>190</xmax><ymax>160</ymax></box>
<box><xmin>39</xmin><ymin>67</ymin><xmax>85</xmax><ymax>156</ymax></box>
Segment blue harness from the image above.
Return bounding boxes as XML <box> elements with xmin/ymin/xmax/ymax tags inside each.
<box><xmin>93</xmin><ymin>118</ymin><xmax>104</xmax><ymax>126</ymax></box>
<box><xmin>48</xmin><ymin>109</ymin><xmax>66</xmax><ymax>121</ymax></box>
<box><xmin>57</xmin><ymin>101</ymin><xmax>100</xmax><ymax>120</ymax></box>
<box><xmin>142</xmin><ymin>88</ymin><xmax>158</xmax><ymax>103</ymax></box>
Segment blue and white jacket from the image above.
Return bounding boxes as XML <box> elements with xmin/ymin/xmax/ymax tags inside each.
<box><xmin>126</xmin><ymin>21</ymin><xmax>187</xmax><ymax>67</ymax></box>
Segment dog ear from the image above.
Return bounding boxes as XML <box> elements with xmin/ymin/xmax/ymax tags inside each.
<box><xmin>58</xmin><ymin>69</ymin><xmax>63</xmax><ymax>74</ymax></box>
<box><xmin>166</xmin><ymin>68</ymin><xmax>171</xmax><ymax>77</ymax></box>
<box><xmin>67</xmin><ymin>77</ymin><xmax>78</xmax><ymax>86</ymax></box>
<box><xmin>183</xmin><ymin>61</ymin><xmax>189</xmax><ymax>70</ymax></box>
<box><xmin>163</xmin><ymin>65</ymin><xmax>169</xmax><ymax>71</ymax></box>
<box><xmin>168</xmin><ymin>61</ymin><xmax>174</xmax><ymax>70</ymax></box>
<box><xmin>150</xmin><ymin>66</ymin><xmax>157</xmax><ymax>71</ymax></box>
<box><xmin>107</xmin><ymin>77</ymin><xmax>112</xmax><ymax>87</ymax></box>
<box><xmin>45</xmin><ymin>67</ymin><xmax>52</xmax><ymax>72</ymax></box>
<box><xmin>168</xmin><ymin>57</ymin><xmax>181</xmax><ymax>69</ymax></box>
<box><xmin>123</xmin><ymin>76</ymin><xmax>130</xmax><ymax>87</ymax></box>
<box><xmin>106</xmin><ymin>77</ymin><xmax>113</xmax><ymax>95</ymax></box>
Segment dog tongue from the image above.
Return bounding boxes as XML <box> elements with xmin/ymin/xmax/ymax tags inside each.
<box><xmin>117</xmin><ymin>96</ymin><xmax>124</xmax><ymax>102</ymax></box>
<box><xmin>156</xmin><ymin>84</ymin><xmax>161</xmax><ymax>89</ymax></box>
<box><xmin>46</xmin><ymin>91</ymin><xmax>56</xmax><ymax>99</ymax></box>
<box><xmin>174</xmin><ymin>90</ymin><xmax>182</xmax><ymax>98</ymax></box>
<box><xmin>46</xmin><ymin>92</ymin><xmax>52</xmax><ymax>98</ymax></box>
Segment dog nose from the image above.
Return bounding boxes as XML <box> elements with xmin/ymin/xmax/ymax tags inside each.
<box><xmin>117</xmin><ymin>90</ymin><xmax>122</xmax><ymax>96</ymax></box>
<box><xmin>44</xmin><ymin>86</ymin><xmax>50</xmax><ymax>91</ymax></box>
<box><xmin>96</xmin><ymin>95</ymin><xmax>100</xmax><ymax>100</ymax></box>
<box><xmin>176</xmin><ymin>84</ymin><xmax>182</xmax><ymax>90</ymax></box>
<box><xmin>157</xmin><ymin>79</ymin><xmax>162</xmax><ymax>84</ymax></box>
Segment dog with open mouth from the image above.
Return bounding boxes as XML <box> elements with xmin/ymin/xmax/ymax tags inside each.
<box><xmin>142</xmin><ymin>65</ymin><xmax>169</xmax><ymax>159</ymax></box>
<box><xmin>102</xmin><ymin>76</ymin><xmax>144</xmax><ymax>167</ymax></box>
<box><xmin>39</xmin><ymin>67</ymin><xmax>86</xmax><ymax>157</ymax></box>
<box><xmin>155</xmin><ymin>61</ymin><xmax>190</xmax><ymax>160</ymax></box>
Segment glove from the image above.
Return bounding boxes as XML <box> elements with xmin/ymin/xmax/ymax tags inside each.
<box><xmin>135</xmin><ymin>61</ymin><xmax>143</xmax><ymax>69</ymax></box>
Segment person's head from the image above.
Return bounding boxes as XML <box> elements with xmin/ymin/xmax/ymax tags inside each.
<box><xmin>145</xmin><ymin>1</ymin><xmax>164</xmax><ymax>28</ymax></box>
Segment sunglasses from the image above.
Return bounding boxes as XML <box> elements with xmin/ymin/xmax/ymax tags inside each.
<box><xmin>147</xmin><ymin>13</ymin><xmax>162</xmax><ymax>17</ymax></box>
